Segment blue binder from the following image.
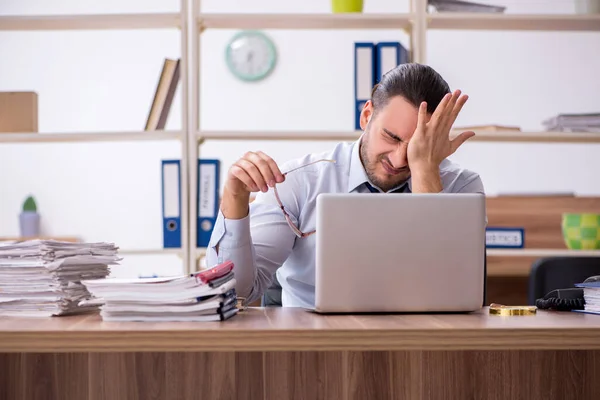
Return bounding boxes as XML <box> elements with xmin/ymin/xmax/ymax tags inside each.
<box><xmin>375</xmin><ymin>41</ymin><xmax>409</xmax><ymax>84</ymax></box>
<box><xmin>197</xmin><ymin>159</ymin><xmax>220</xmax><ymax>247</ymax></box>
<box><xmin>161</xmin><ymin>159</ymin><xmax>181</xmax><ymax>248</ymax></box>
<box><xmin>354</xmin><ymin>42</ymin><xmax>377</xmax><ymax>130</ymax></box>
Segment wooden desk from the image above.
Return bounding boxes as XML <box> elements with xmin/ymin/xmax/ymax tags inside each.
<box><xmin>2</xmin><ymin>307</ymin><xmax>600</xmax><ymax>399</ymax></box>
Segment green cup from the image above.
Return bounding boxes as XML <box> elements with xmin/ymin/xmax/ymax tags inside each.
<box><xmin>562</xmin><ymin>213</ymin><xmax>600</xmax><ymax>250</ymax></box>
<box><xmin>331</xmin><ymin>0</ymin><xmax>364</xmax><ymax>13</ymax></box>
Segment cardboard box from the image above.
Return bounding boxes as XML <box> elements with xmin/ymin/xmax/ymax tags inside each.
<box><xmin>0</xmin><ymin>91</ymin><xmax>38</xmax><ymax>133</ymax></box>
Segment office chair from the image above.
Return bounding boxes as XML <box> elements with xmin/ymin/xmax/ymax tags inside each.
<box><xmin>528</xmin><ymin>256</ymin><xmax>600</xmax><ymax>305</ymax></box>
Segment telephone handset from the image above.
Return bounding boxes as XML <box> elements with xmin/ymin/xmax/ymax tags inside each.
<box><xmin>535</xmin><ymin>275</ymin><xmax>600</xmax><ymax>311</ymax></box>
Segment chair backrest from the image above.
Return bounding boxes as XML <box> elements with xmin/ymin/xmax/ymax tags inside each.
<box><xmin>528</xmin><ymin>257</ymin><xmax>600</xmax><ymax>305</ymax></box>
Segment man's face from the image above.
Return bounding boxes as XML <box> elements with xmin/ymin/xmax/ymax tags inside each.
<box><xmin>358</xmin><ymin>96</ymin><xmax>422</xmax><ymax>192</ymax></box>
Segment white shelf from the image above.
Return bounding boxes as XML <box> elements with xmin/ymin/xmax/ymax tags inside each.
<box><xmin>487</xmin><ymin>249</ymin><xmax>600</xmax><ymax>257</ymax></box>
<box><xmin>118</xmin><ymin>248</ymin><xmax>182</xmax><ymax>256</ymax></box>
<box><xmin>459</xmin><ymin>130</ymin><xmax>600</xmax><ymax>143</ymax></box>
<box><xmin>0</xmin><ymin>130</ymin><xmax>182</xmax><ymax>144</ymax></box>
<box><xmin>0</xmin><ymin>13</ymin><xmax>181</xmax><ymax>31</ymax></box>
<box><xmin>198</xmin><ymin>130</ymin><xmax>362</xmax><ymax>142</ymax></box>
<box><xmin>427</xmin><ymin>12</ymin><xmax>600</xmax><ymax>31</ymax></box>
<box><xmin>199</xmin><ymin>13</ymin><xmax>413</xmax><ymax>30</ymax></box>
<box><xmin>197</xmin><ymin>130</ymin><xmax>600</xmax><ymax>143</ymax></box>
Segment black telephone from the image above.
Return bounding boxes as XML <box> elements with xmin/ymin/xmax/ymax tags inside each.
<box><xmin>535</xmin><ymin>275</ymin><xmax>600</xmax><ymax>311</ymax></box>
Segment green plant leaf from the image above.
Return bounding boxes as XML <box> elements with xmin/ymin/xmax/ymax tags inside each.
<box><xmin>22</xmin><ymin>196</ymin><xmax>37</xmax><ymax>212</ymax></box>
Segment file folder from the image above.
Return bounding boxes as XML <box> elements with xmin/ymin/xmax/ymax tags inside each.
<box><xmin>354</xmin><ymin>42</ymin><xmax>377</xmax><ymax>130</ymax></box>
<box><xmin>197</xmin><ymin>159</ymin><xmax>220</xmax><ymax>247</ymax></box>
<box><xmin>375</xmin><ymin>42</ymin><xmax>409</xmax><ymax>84</ymax></box>
<box><xmin>161</xmin><ymin>159</ymin><xmax>182</xmax><ymax>248</ymax></box>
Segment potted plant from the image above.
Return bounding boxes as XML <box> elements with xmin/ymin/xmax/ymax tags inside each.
<box><xmin>331</xmin><ymin>0</ymin><xmax>363</xmax><ymax>13</ymax></box>
<box><xmin>20</xmin><ymin>195</ymin><xmax>40</xmax><ymax>238</ymax></box>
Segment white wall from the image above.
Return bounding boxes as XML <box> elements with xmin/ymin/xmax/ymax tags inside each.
<box><xmin>1</xmin><ymin>0</ymin><xmax>599</xmax><ymax>277</ymax></box>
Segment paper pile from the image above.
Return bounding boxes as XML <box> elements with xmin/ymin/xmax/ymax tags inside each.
<box><xmin>81</xmin><ymin>260</ymin><xmax>239</xmax><ymax>322</ymax></box>
<box><xmin>575</xmin><ymin>279</ymin><xmax>600</xmax><ymax>315</ymax></box>
<box><xmin>428</xmin><ymin>0</ymin><xmax>505</xmax><ymax>13</ymax></box>
<box><xmin>542</xmin><ymin>113</ymin><xmax>600</xmax><ymax>133</ymax></box>
<box><xmin>0</xmin><ymin>240</ymin><xmax>119</xmax><ymax>317</ymax></box>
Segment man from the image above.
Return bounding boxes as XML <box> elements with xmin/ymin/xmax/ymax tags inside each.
<box><xmin>206</xmin><ymin>63</ymin><xmax>485</xmax><ymax>308</ymax></box>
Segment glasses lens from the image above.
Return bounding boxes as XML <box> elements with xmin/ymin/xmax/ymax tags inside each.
<box><xmin>275</xmin><ymin>158</ymin><xmax>335</xmax><ymax>238</ymax></box>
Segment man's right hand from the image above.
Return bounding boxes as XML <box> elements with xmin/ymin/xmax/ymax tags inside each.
<box><xmin>221</xmin><ymin>151</ymin><xmax>285</xmax><ymax>219</ymax></box>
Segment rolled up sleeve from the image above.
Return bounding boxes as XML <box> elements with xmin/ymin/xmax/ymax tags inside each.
<box><xmin>205</xmin><ymin>179</ymin><xmax>300</xmax><ymax>305</ymax></box>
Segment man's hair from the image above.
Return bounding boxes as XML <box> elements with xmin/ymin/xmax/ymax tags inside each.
<box><xmin>371</xmin><ymin>63</ymin><xmax>450</xmax><ymax>115</ymax></box>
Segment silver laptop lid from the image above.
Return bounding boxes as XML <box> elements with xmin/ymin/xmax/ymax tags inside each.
<box><xmin>315</xmin><ymin>193</ymin><xmax>486</xmax><ymax>313</ymax></box>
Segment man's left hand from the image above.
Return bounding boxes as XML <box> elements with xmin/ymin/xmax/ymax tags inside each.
<box><xmin>407</xmin><ymin>89</ymin><xmax>474</xmax><ymax>173</ymax></box>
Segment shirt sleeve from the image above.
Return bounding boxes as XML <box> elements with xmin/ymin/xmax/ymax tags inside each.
<box><xmin>205</xmin><ymin>174</ymin><xmax>301</xmax><ymax>306</ymax></box>
<box><xmin>455</xmin><ymin>173</ymin><xmax>485</xmax><ymax>195</ymax></box>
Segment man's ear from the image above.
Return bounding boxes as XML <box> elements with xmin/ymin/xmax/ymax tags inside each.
<box><xmin>359</xmin><ymin>100</ymin><xmax>373</xmax><ymax>130</ymax></box>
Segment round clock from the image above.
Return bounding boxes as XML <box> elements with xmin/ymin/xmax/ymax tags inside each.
<box><xmin>225</xmin><ymin>30</ymin><xmax>277</xmax><ymax>82</ymax></box>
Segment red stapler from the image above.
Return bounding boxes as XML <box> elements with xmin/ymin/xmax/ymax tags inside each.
<box><xmin>195</xmin><ymin>260</ymin><xmax>234</xmax><ymax>284</ymax></box>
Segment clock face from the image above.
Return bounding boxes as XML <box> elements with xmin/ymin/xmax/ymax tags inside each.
<box><xmin>225</xmin><ymin>31</ymin><xmax>277</xmax><ymax>82</ymax></box>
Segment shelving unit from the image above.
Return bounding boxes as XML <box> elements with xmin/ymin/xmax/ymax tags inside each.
<box><xmin>0</xmin><ymin>13</ymin><xmax>181</xmax><ymax>30</ymax></box>
<box><xmin>197</xmin><ymin>129</ymin><xmax>600</xmax><ymax>143</ymax></box>
<box><xmin>2</xmin><ymin>1</ymin><xmax>599</xmax><ymax>275</ymax></box>
<box><xmin>427</xmin><ymin>12</ymin><xmax>600</xmax><ymax>31</ymax></box>
<box><xmin>0</xmin><ymin>130</ymin><xmax>182</xmax><ymax>143</ymax></box>
<box><xmin>487</xmin><ymin>249</ymin><xmax>600</xmax><ymax>257</ymax></box>
<box><xmin>191</xmin><ymin>0</ymin><xmax>600</xmax><ymax>274</ymax></box>
<box><xmin>199</xmin><ymin>13</ymin><xmax>414</xmax><ymax>30</ymax></box>
<box><xmin>0</xmin><ymin>2</ymin><xmax>192</xmax><ymax>270</ymax></box>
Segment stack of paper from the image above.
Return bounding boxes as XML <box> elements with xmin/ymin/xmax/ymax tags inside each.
<box><xmin>0</xmin><ymin>240</ymin><xmax>119</xmax><ymax>317</ymax></box>
<box><xmin>428</xmin><ymin>0</ymin><xmax>505</xmax><ymax>13</ymax></box>
<box><xmin>542</xmin><ymin>113</ymin><xmax>600</xmax><ymax>133</ymax></box>
<box><xmin>575</xmin><ymin>280</ymin><xmax>600</xmax><ymax>315</ymax></box>
<box><xmin>81</xmin><ymin>261</ymin><xmax>239</xmax><ymax>322</ymax></box>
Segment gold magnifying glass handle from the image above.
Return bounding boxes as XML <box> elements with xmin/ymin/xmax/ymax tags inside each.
<box><xmin>489</xmin><ymin>303</ymin><xmax>537</xmax><ymax>316</ymax></box>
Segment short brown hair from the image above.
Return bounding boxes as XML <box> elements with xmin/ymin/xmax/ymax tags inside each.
<box><xmin>371</xmin><ymin>63</ymin><xmax>450</xmax><ymax>115</ymax></box>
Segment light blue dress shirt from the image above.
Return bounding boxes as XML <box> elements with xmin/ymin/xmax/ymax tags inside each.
<box><xmin>206</xmin><ymin>137</ymin><xmax>485</xmax><ymax>308</ymax></box>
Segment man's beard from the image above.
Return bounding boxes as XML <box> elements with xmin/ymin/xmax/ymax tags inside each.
<box><xmin>359</xmin><ymin>131</ymin><xmax>410</xmax><ymax>192</ymax></box>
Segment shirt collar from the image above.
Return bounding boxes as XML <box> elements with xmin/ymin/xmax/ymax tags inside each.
<box><xmin>347</xmin><ymin>135</ymin><xmax>411</xmax><ymax>193</ymax></box>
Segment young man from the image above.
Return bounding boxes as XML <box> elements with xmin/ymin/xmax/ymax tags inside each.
<box><xmin>206</xmin><ymin>63</ymin><xmax>485</xmax><ymax>308</ymax></box>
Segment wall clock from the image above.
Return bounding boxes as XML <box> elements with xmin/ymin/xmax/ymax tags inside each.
<box><xmin>225</xmin><ymin>30</ymin><xmax>277</xmax><ymax>82</ymax></box>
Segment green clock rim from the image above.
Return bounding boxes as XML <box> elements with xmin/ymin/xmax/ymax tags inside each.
<box><xmin>225</xmin><ymin>30</ymin><xmax>277</xmax><ymax>82</ymax></box>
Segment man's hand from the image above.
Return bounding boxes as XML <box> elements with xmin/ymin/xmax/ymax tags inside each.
<box><xmin>408</xmin><ymin>89</ymin><xmax>474</xmax><ymax>170</ymax></box>
<box><xmin>221</xmin><ymin>151</ymin><xmax>285</xmax><ymax>219</ymax></box>
<box><xmin>407</xmin><ymin>90</ymin><xmax>474</xmax><ymax>193</ymax></box>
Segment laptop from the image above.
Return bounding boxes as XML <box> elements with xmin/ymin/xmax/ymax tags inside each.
<box><xmin>313</xmin><ymin>193</ymin><xmax>486</xmax><ymax>313</ymax></box>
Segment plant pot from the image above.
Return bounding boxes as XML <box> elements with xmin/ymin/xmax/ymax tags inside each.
<box><xmin>19</xmin><ymin>211</ymin><xmax>40</xmax><ymax>237</ymax></box>
<box><xmin>331</xmin><ymin>0</ymin><xmax>363</xmax><ymax>13</ymax></box>
<box><xmin>562</xmin><ymin>213</ymin><xmax>600</xmax><ymax>250</ymax></box>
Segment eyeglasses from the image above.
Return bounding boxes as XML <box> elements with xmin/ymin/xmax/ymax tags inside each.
<box><xmin>272</xmin><ymin>158</ymin><xmax>336</xmax><ymax>238</ymax></box>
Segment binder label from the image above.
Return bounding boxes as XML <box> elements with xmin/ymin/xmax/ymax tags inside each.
<box><xmin>199</xmin><ymin>163</ymin><xmax>216</xmax><ymax>218</ymax></box>
<box><xmin>163</xmin><ymin>163</ymin><xmax>180</xmax><ymax>218</ymax></box>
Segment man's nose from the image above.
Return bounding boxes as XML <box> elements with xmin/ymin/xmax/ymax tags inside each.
<box><xmin>388</xmin><ymin>143</ymin><xmax>408</xmax><ymax>169</ymax></box>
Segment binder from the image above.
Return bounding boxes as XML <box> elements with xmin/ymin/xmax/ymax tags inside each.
<box><xmin>375</xmin><ymin>42</ymin><xmax>409</xmax><ymax>84</ymax></box>
<box><xmin>197</xmin><ymin>159</ymin><xmax>220</xmax><ymax>247</ymax></box>
<box><xmin>161</xmin><ymin>159</ymin><xmax>182</xmax><ymax>248</ymax></box>
<box><xmin>354</xmin><ymin>42</ymin><xmax>377</xmax><ymax>130</ymax></box>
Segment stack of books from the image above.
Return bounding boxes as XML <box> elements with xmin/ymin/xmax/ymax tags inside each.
<box><xmin>0</xmin><ymin>239</ymin><xmax>119</xmax><ymax>317</ymax></box>
<box><xmin>81</xmin><ymin>260</ymin><xmax>239</xmax><ymax>322</ymax></box>
<box><xmin>542</xmin><ymin>113</ymin><xmax>600</xmax><ymax>133</ymax></box>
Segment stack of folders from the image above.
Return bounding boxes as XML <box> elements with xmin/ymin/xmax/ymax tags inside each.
<box><xmin>0</xmin><ymin>240</ymin><xmax>119</xmax><ymax>317</ymax></box>
<box><xmin>81</xmin><ymin>260</ymin><xmax>238</xmax><ymax>322</ymax></box>
<box><xmin>542</xmin><ymin>113</ymin><xmax>600</xmax><ymax>133</ymax></box>
<box><xmin>575</xmin><ymin>280</ymin><xmax>600</xmax><ymax>315</ymax></box>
